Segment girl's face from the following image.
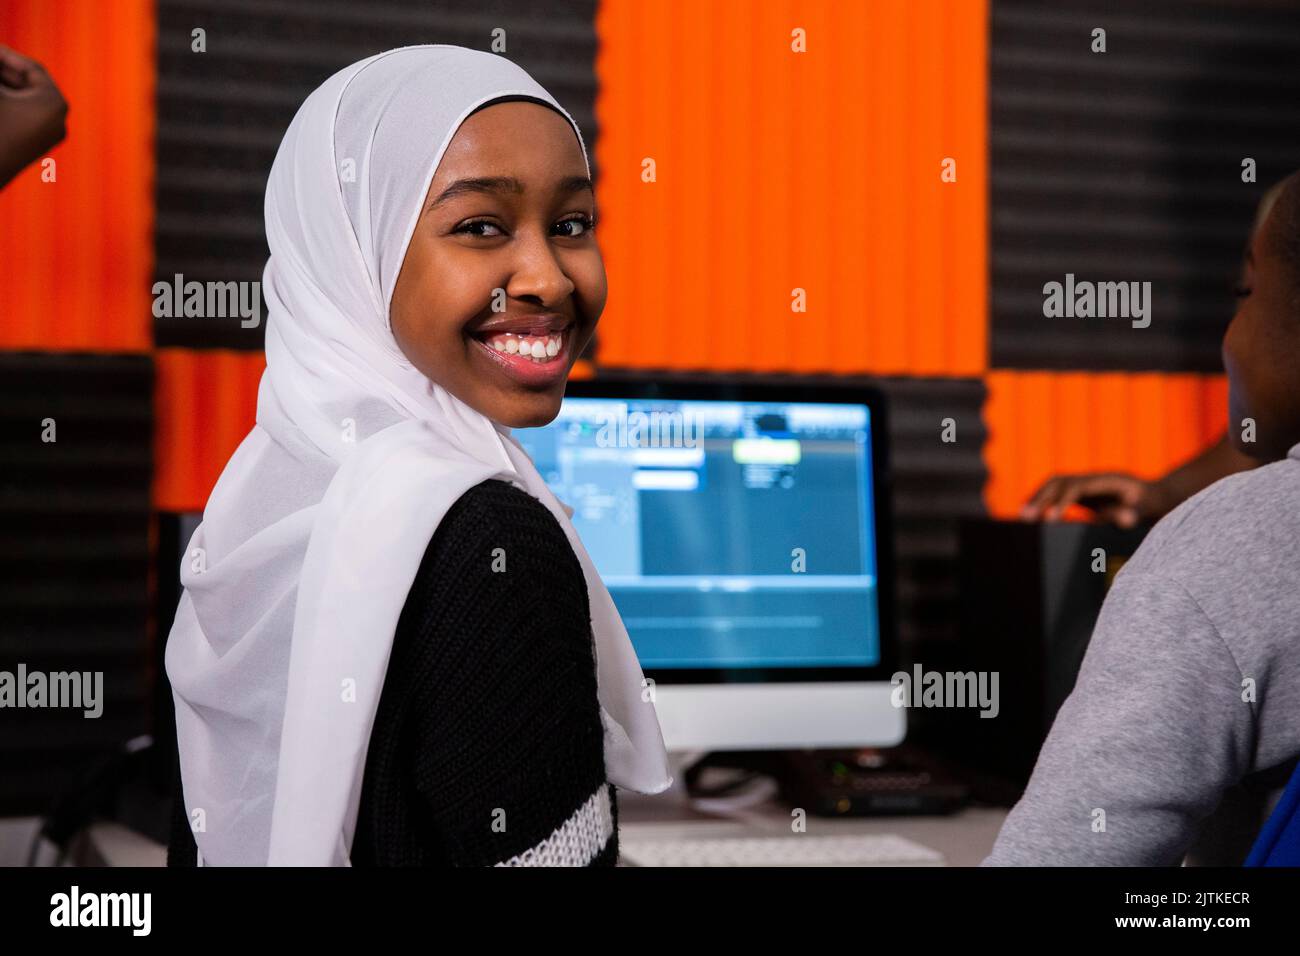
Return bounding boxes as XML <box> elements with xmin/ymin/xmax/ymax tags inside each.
<box><xmin>1222</xmin><ymin>208</ymin><xmax>1300</xmax><ymax>460</ymax></box>
<box><xmin>390</xmin><ymin>101</ymin><xmax>605</xmax><ymax>428</ymax></box>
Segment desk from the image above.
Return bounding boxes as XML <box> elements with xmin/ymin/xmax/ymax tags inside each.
<box><xmin>617</xmin><ymin>790</ymin><xmax>1010</xmax><ymax>867</ymax></box>
<box><xmin>81</xmin><ymin>795</ymin><xmax>1011</xmax><ymax>867</ymax></box>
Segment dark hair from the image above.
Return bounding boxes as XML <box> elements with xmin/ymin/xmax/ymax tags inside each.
<box><xmin>1262</xmin><ymin>172</ymin><xmax>1300</xmax><ymax>298</ymax></box>
<box><xmin>467</xmin><ymin>94</ymin><xmax>570</xmax><ymax>122</ymax></box>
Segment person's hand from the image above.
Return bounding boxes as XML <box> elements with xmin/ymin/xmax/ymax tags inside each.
<box><xmin>1020</xmin><ymin>472</ymin><xmax>1169</xmax><ymax>528</ymax></box>
<box><xmin>0</xmin><ymin>44</ymin><xmax>68</xmax><ymax>187</ymax></box>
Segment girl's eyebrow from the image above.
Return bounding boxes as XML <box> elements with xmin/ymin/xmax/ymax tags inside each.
<box><xmin>426</xmin><ymin>174</ymin><xmax>593</xmax><ymax>212</ymax></box>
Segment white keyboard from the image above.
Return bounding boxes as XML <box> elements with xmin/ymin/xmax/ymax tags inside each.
<box><xmin>619</xmin><ymin>833</ymin><xmax>944</xmax><ymax>867</ymax></box>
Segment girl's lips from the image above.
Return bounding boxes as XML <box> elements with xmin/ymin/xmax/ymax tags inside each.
<box><xmin>469</xmin><ymin>328</ymin><xmax>572</xmax><ymax>387</ymax></box>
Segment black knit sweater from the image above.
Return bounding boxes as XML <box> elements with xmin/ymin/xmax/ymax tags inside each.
<box><xmin>167</xmin><ymin>478</ymin><xmax>618</xmax><ymax>866</ymax></box>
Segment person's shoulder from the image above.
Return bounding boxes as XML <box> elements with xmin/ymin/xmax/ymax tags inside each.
<box><xmin>450</xmin><ymin>476</ymin><xmax>559</xmax><ymax>517</ymax></box>
<box><xmin>1122</xmin><ymin>453</ymin><xmax>1300</xmax><ymax>588</ymax></box>
<box><xmin>404</xmin><ymin>478</ymin><xmax>586</xmax><ymax>617</ymax></box>
<box><xmin>387</xmin><ymin>475</ymin><xmax>593</xmax><ymax>696</ymax></box>
<box><xmin>436</xmin><ymin>478</ymin><xmax>577</xmax><ymax>559</ymax></box>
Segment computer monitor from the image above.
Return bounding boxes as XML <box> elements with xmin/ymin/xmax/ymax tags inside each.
<box><xmin>512</xmin><ymin>378</ymin><xmax>904</xmax><ymax>752</ymax></box>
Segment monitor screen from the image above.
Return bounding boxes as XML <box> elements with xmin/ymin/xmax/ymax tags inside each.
<box><xmin>512</xmin><ymin>396</ymin><xmax>881</xmax><ymax>671</ymax></box>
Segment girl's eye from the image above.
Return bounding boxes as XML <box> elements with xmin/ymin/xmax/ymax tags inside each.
<box><xmin>1233</xmin><ymin>284</ymin><xmax>1252</xmax><ymax>299</ymax></box>
<box><xmin>455</xmin><ymin>219</ymin><xmax>505</xmax><ymax>238</ymax></box>
<box><xmin>554</xmin><ymin>214</ymin><xmax>596</xmax><ymax>238</ymax></box>
<box><xmin>454</xmin><ymin>215</ymin><xmax>596</xmax><ymax>239</ymax></box>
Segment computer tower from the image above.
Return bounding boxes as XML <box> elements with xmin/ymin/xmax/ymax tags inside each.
<box><xmin>943</xmin><ymin>519</ymin><xmax>1149</xmax><ymax>787</ymax></box>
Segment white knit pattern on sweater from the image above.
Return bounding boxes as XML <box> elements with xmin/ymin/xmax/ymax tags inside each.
<box><xmin>494</xmin><ymin>785</ymin><xmax>613</xmax><ymax>867</ymax></box>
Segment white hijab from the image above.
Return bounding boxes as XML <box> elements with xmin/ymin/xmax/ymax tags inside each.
<box><xmin>164</xmin><ymin>45</ymin><xmax>673</xmax><ymax>867</ymax></box>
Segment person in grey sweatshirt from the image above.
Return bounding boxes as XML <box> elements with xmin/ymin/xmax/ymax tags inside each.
<box><xmin>983</xmin><ymin>171</ymin><xmax>1300</xmax><ymax>866</ymax></box>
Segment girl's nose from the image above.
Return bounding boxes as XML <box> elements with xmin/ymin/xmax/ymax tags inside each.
<box><xmin>507</xmin><ymin>230</ymin><xmax>577</xmax><ymax>306</ymax></box>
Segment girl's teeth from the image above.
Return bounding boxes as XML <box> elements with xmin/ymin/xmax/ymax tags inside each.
<box><xmin>483</xmin><ymin>330</ymin><xmax>564</xmax><ymax>362</ymax></box>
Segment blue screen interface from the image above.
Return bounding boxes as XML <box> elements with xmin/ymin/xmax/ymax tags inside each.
<box><xmin>512</xmin><ymin>397</ymin><xmax>880</xmax><ymax>669</ymax></box>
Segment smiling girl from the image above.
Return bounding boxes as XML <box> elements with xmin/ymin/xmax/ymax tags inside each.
<box><xmin>164</xmin><ymin>46</ymin><xmax>672</xmax><ymax>867</ymax></box>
